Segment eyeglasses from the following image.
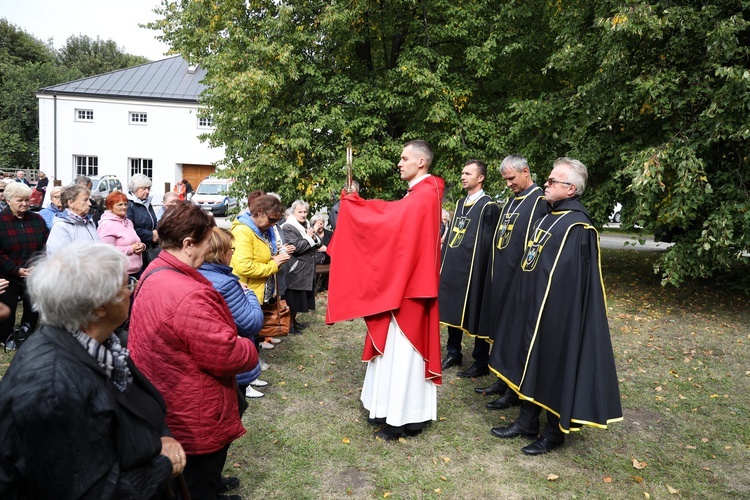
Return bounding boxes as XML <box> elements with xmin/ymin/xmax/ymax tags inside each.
<box><xmin>51</xmin><ymin>194</ymin><xmax>61</xmax><ymax>199</ymax></box>
<box><xmin>265</xmin><ymin>212</ymin><xmax>281</xmax><ymax>224</ymax></box>
<box><xmin>126</xmin><ymin>276</ymin><xmax>138</xmax><ymax>292</ymax></box>
<box><xmin>546</xmin><ymin>178</ymin><xmax>573</xmax><ymax>187</ymax></box>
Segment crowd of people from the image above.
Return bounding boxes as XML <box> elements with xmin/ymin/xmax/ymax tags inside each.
<box><xmin>0</xmin><ymin>142</ymin><xmax>624</xmax><ymax>497</ymax></box>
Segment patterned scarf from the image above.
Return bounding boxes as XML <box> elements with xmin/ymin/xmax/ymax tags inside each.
<box><xmin>71</xmin><ymin>330</ymin><xmax>133</xmax><ymax>392</ymax></box>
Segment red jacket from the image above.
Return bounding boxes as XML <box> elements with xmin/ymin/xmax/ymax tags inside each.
<box><xmin>129</xmin><ymin>251</ymin><xmax>257</xmax><ymax>455</ymax></box>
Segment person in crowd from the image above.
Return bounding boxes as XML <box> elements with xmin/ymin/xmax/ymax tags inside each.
<box><xmin>230</xmin><ymin>192</ymin><xmax>292</xmax><ymax>337</ymax></box>
<box><xmin>0</xmin><ymin>279</ymin><xmax>10</xmax><ymax>321</ymax></box>
<box><xmin>488</xmin><ymin>157</ymin><xmax>622</xmax><ymax>455</ymax></box>
<box><xmin>38</xmin><ymin>185</ymin><xmax>64</xmax><ymax>229</ymax></box>
<box><xmin>475</xmin><ymin>155</ymin><xmax>548</xmax><ymax>408</ymax></box>
<box><xmin>126</xmin><ymin>174</ymin><xmax>159</xmax><ymax>274</ymax></box>
<box><xmin>440</xmin><ymin>208</ymin><xmax>451</xmax><ymax>246</ymax></box>
<box><xmin>157</xmin><ymin>191</ymin><xmax>181</xmax><ymax>221</ymax></box>
<box><xmin>328</xmin><ymin>180</ymin><xmax>359</xmax><ymax>231</ymax></box>
<box><xmin>439</xmin><ymin>160</ymin><xmax>500</xmax><ymax>379</ymax></box>
<box><xmin>199</xmin><ymin>227</ymin><xmax>267</xmax><ymax>398</ymax></box>
<box><xmin>129</xmin><ymin>202</ymin><xmax>257</xmax><ymax>499</ymax></box>
<box><xmin>310</xmin><ymin>214</ymin><xmax>332</xmax><ymax>292</ymax></box>
<box><xmin>0</xmin><ymin>242</ymin><xmax>185</xmax><ymax>498</ymax></box>
<box><xmin>0</xmin><ymin>180</ymin><xmax>8</xmax><ymax>211</ymax></box>
<box><xmin>73</xmin><ymin>175</ymin><xmax>105</xmax><ymax>225</ymax></box>
<box><xmin>98</xmin><ymin>191</ymin><xmax>147</xmax><ymax>278</ymax></box>
<box><xmin>35</xmin><ymin>171</ymin><xmax>48</xmax><ymax>194</ymax></box>
<box><xmin>173</xmin><ymin>179</ymin><xmax>187</xmax><ymax>201</ymax></box>
<box><xmin>184</xmin><ymin>179</ymin><xmax>194</xmax><ymax>198</ymax></box>
<box><xmin>46</xmin><ymin>184</ymin><xmax>100</xmax><ymax>254</ymax></box>
<box><xmin>282</xmin><ymin>200</ymin><xmax>325</xmax><ymax>334</ymax></box>
<box><xmin>13</xmin><ymin>170</ymin><xmax>30</xmax><ymax>187</ymax></box>
<box><xmin>326</xmin><ymin>140</ymin><xmax>444</xmax><ymax>441</ymax></box>
<box><xmin>30</xmin><ymin>171</ymin><xmax>48</xmax><ymax>209</ymax></box>
<box><xmin>0</xmin><ymin>182</ymin><xmax>48</xmax><ymax>345</ymax></box>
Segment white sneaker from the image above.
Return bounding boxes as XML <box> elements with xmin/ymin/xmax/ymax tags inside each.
<box><xmin>260</xmin><ymin>341</ymin><xmax>275</xmax><ymax>350</ymax></box>
<box><xmin>259</xmin><ymin>358</ymin><xmax>270</xmax><ymax>371</ymax></box>
<box><xmin>245</xmin><ymin>386</ymin><xmax>264</xmax><ymax>398</ymax></box>
<box><xmin>268</xmin><ymin>338</ymin><xmax>282</xmax><ymax>344</ymax></box>
<box><xmin>250</xmin><ymin>379</ymin><xmax>269</xmax><ymax>387</ymax></box>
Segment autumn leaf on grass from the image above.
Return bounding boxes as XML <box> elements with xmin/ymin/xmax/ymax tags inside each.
<box><xmin>342</xmin><ymin>437</ymin><xmax>350</xmax><ymax>444</ymax></box>
<box><xmin>547</xmin><ymin>474</ymin><xmax>559</xmax><ymax>481</ymax></box>
<box><xmin>632</xmin><ymin>458</ymin><xmax>647</xmax><ymax>469</ymax></box>
<box><xmin>667</xmin><ymin>485</ymin><xmax>679</xmax><ymax>494</ymax></box>
<box><xmin>603</xmin><ymin>477</ymin><xmax>612</xmax><ymax>483</ymax></box>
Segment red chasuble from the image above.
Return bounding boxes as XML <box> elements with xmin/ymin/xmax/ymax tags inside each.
<box><xmin>326</xmin><ymin>175</ymin><xmax>445</xmax><ymax>384</ymax></box>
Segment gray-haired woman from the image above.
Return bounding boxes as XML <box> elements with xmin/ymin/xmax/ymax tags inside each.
<box><xmin>126</xmin><ymin>173</ymin><xmax>159</xmax><ymax>275</ymax></box>
<box><xmin>46</xmin><ymin>184</ymin><xmax>100</xmax><ymax>254</ymax></box>
<box><xmin>0</xmin><ymin>242</ymin><xmax>186</xmax><ymax>498</ymax></box>
<box><xmin>281</xmin><ymin>199</ymin><xmax>326</xmax><ymax>333</ymax></box>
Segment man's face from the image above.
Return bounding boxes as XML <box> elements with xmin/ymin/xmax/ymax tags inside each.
<box><xmin>543</xmin><ymin>165</ymin><xmax>575</xmax><ymax>204</ymax></box>
<box><xmin>398</xmin><ymin>145</ymin><xmax>424</xmax><ymax>182</ymax></box>
<box><xmin>16</xmin><ymin>171</ymin><xmax>24</xmax><ymax>179</ymax></box>
<box><xmin>503</xmin><ymin>167</ymin><xmax>532</xmax><ymax>195</ymax></box>
<box><xmin>461</xmin><ymin>163</ymin><xmax>484</xmax><ymax>194</ymax></box>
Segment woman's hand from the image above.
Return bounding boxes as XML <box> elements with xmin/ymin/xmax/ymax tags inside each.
<box><xmin>283</xmin><ymin>244</ymin><xmax>296</xmax><ymax>254</ymax></box>
<box><xmin>132</xmin><ymin>242</ymin><xmax>146</xmax><ymax>254</ymax></box>
<box><xmin>306</xmin><ymin>227</ymin><xmax>315</xmax><ymax>237</ymax></box>
<box><xmin>159</xmin><ymin>436</ymin><xmax>186</xmax><ymax>478</ymax></box>
<box><xmin>272</xmin><ymin>252</ymin><xmax>290</xmax><ymax>266</ymax></box>
<box><xmin>0</xmin><ymin>279</ymin><xmax>8</xmax><ymax>294</ymax></box>
<box><xmin>152</xmin><ymin>230</ymin><xmax>159</xmax><ymax>242</ymax></box>
<box><xmin>17</xmin><ymin>267</ymin><xmax>32</xmax><ymax>279</ymax></box>
<box><xmin>318</xmin><ymin>245</ymin><xmax>327</xmax><ymax>253</ymax></box>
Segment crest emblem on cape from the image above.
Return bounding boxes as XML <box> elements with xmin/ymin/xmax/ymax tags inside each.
<box><xmin>522</xmin><ymin>227</ymin><xmax>552</xmax><ymax>271</ymax></box>
<box><xmin>449</xmin><ymin>216</ymin><xmax>470</xmax><ymax>248</ymax></box>
<box><xmin>496</xmin><ymin>212</ymin><xmax>520</xmax><ymax>250</ymax></box>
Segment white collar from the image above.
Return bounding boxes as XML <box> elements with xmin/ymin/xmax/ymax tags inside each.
<box><xmin>465</xmin><ymin>189</ymin><xmax>485</xmax><ymax>204</ymax></box>
<box><xmin>408</xmin><ymin>173</ymin><xmax>432</xmax><ymax>189</ymax></box>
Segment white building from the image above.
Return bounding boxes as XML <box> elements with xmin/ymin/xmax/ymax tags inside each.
<box><xmin>36</xmin><ymin>56</ymin><xmax>224</xmax><ymax>204</ymax></box>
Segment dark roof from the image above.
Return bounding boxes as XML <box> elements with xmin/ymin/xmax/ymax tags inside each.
<box><xmin>37</xmin><ymin>56</ymin><xmax>206</xmax><ymax>102</ymax></box>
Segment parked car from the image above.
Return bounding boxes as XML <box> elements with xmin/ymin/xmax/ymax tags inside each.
<box><xmin>91</xmin><ymin>175</ymin><xmax>123</xmax><ymax>197</ymax></box>
<box><xmin>191</xmin><ymin>177</ymin><xmax>236</xmax><ymax>216</ymax></box>
<box><xmin>609</xmin><ymin>203</ymin><xmax>622</xmax><ymax>223</ymax></box>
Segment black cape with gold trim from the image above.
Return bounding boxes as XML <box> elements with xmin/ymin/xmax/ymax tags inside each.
<box><xmin>477</xmin><ymin>184</ymin><xmax>548</xmax><ymax>341</ymax></box>
<box><xmin>489</xmin><ymin>196</ymin><xmax>622</xmax><ymax>433</ymax></box>
<box><xmin>438</xmin><ymin>194</ymin><xmax>499</xmax><ymax>336</ymax></box>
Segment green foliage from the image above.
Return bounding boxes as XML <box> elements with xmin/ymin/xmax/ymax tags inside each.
<box><xmin>56</xmin><ymin>35</ymin><xmax>149</xmax><ymax>78</ymax></box>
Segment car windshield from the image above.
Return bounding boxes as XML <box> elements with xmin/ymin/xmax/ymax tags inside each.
<box><xmin>197</xmin><ymin>183</ymin><xmax>228</xmax><ymax>195</ymax></box>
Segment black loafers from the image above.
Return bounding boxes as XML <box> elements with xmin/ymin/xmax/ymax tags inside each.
<box><xmin>474</xmin><ymin>379</ymin><xmax>507</xmax><ymax>395</ymax></box>
<box><xmin>485</xmin><ymin>391</ymin><xmax>520</xmax><ymax>410</ymax></box>
<box><xmin>457</xmin><ymin>365</ymin><xmax>490</xmax><ymax>378</ymax></box>
<box><xmin>441</xmin><ymin>354</ymin><xmax>463</xmax><ymax>370</ymax></box>
<box><xmin>218</xmin><ymin>476</ymin><xmax>240</xmax><ymax>493</ymax></box>
<box><xmin>521</xmin><ymin>437</ymin><xmax>564</xmax><ymax>455</ymax></box>
<box><xmin>490</xmin><ymin>422</ymin><xmax>538</xmax><ymax>439</ymax></box>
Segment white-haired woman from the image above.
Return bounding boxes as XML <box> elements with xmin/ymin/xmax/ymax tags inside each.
<box><xmin>0</xmin><ymin>182</ymin><xmax>48</xmax><ymax>344</ymax></box>
<box><xmin>0</xmin><ymin>243</ymin><xmax>185</xmax><ymax>498</ymax></box>
<box><xmin>282</xmin><ymin>199</ymin><xmax>325</xmax><ymax>334</ymax></box>
<box><xmin>126</xmin><ymin>173</ymin><xmax>158</xmax><ymax>275</ymax></box>
<box><xmin>46</xmin><ymin>184</ymin><xmax>100</xmax><ymax>254</ymax></box>
<box><xmin>38</xmin><ymin>185</ymin><xmax>64</xmax><ymax>229</ymax></box>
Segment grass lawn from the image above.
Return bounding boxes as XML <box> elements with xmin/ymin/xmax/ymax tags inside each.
<box><xmin>2</xmin><ymin>248</ymin><xmax>748</xmax><ymax>498</ymax></box>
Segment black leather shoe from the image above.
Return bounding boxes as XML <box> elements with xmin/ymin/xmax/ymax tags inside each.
<box><xmin>218</xmin><ymin>476</ymin><xmax>240</xmax><ymax>493</ymax></box>
<box><xmin>457</xmin><ymin>365</ymin><xmax>489</xmax><ymax>378</ymax></box>
<box><xmin>474</xmin><ymin>379</ymin><xmax>507</xmax><ymax>396</ymax></box>
<box><xmin>490</xmin><ymin>422</ymin><xmax>538</xmax><ymax>439</ymax></box>
<box><xmin>441</xmin><ymin>354</ymin><xmax>463</xmax><ymax>370</ymax></box>
<box><xmin>485</xmin><ymin>391</ymin><xmax>520</xmax><ymax>410</ymax></box>
<box><xmin>289</xmin><ymin>326</ymin><xmax>302</xmax><ymax>335</ymax></box>
<box><xmin>521</xmin><ymin>437</ymin><xmax>564</xmax><ymax>455</ymax></box>
<box><xmin>294</xmin><ymin>322</ymin><xmax>308</xmax><ymax>331</ymax></box>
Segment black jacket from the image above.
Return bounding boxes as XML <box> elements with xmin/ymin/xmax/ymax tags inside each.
<box><xmin>0</xmin><ymin>325</ymin><xmax>173</xmax><ymax>499</ymax></box>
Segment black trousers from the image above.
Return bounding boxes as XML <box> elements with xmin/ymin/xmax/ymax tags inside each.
<box><xmin>0</xmin><ymin>279</ymin><xmax>38</xmax><ymax>342</ymax></box>
<box><xmin>445</xmin><ymin>326</ymin><xmax>490</xmax><ymax>366</ymax></box>
<box><xmin>182</xmin><ymin>444</ymin><xmax>229</xmax><ymax>500</ymax></box>
<box><xmin>515</xmin><ymin>400</ymin><xmax>565</xmax><ymax>443</ymax></box>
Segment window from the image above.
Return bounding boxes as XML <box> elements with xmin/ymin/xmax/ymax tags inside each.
<box><xmin>130</xmin><ymin>158</ymin><xmax>153</xmax><ymax>179</ymax></box>
<box><xmin>129</xmin><ymin>112</ymin><xmax>148</xmax><ymax>124</ymax></box>
<box><xmin>198</xmin><ymin>116</ymin><xmax>214</xmax><ymax>128</ymax></box>
<box><xmin>74</xmin><ymin>156</ymin><xmax>98</xmax><ymax>176</ymax></box>
<box><xmin>76</xmin><ymin>109</ymin><xmax>94</xmax><ymax>121</ymax></box>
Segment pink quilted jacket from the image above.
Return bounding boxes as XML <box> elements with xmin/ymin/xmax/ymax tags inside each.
<box><xmin>129</xmin><ymin>251</ymin><xmax>257</xmax><ymax>455</ymax></box>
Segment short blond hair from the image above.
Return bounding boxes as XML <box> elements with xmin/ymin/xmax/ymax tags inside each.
<box><xmin>204</xmin><ymin>227</ymin><xmax>234</xmax><ymax>264</ymax></box>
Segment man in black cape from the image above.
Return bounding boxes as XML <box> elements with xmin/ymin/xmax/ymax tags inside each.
<box><xmin>474</xmin><ymin>155</ymin><xmax>548</xmax><ymax>409</ymax></box>
<box><xmin>489</xmin><ymin>157</ymin><xmax>622</xmax><ymax>455</ymax></box>
<box><xmin>438</xmin><ymin>160</ymin><xmax>499</xmax><ymax>377</ymax></box>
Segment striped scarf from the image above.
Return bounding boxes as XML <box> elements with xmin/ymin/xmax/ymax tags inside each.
<box><xmin>71</xmin><ymin>330</ymin><xmax>133</xmax><ymax>392</ymax></box>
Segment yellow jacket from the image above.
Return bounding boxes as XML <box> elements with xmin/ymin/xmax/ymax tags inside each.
<box><xmin>230</xmin><ymin>217</ymin><xmax>278</xmax><ymax>302</ymax></box>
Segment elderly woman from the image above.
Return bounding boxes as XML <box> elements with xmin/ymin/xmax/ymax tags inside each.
<box><xmin>126</xmin><ymin>173</ymin><xmax>159</xmax><ymax>274</ymax></box>
<box><xmin>0</xmin><ymin>243</ymin><xmax>185</xmax><ymax>498</ymax></box>
<box><xmin>0</xmin><ymin>179</ymin><xmax>8</xmax><ymax>211</ymax></box>
<box><xmin>282</xmin><ymin>199</ymin><xmax>326</xmax><ymax>334</ymax></box>
<box><xmin>98</xmin><ymin>191</ymin><xmax>147</xmax><ymax>277</ymax></box>
<box><xmin>0</xmin><ymin>182</ymin><xmax>48</xmax><ymax>345</ymax></box>
<box><xmin>129</xmin><ymin>203</ymin><xmax>258</xmax><ymax>499</ymax></box>
<box><xmin>231</xmin><ymin>192</ymin><xmax>292</xmax><ymax>304</ymax></box>
<box><xmin>199</xmin><ymin>227</ymin><xmax>267</xmax><ymax>398</ymax></box>
<box><xmin>311</xmin><ymin>214</ymin><xmax>333</xmax><ymax>292</ymax></box>
<box><xmin>46</xmin><ymin>184</ymin><xmax>100</xmax><ymax>254</ymax></box>
<box><xmin>38</xmin><ymin>185</ymin><xmax>64</xmax><ymax>229</ymax></box>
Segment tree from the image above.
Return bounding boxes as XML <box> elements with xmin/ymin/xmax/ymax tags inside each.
<box><xmin>149</xmin><ymin>0</ymin><xmax>555</xmax><ymax>206</ymax></box>
<box><xmin>57</xmin><ymin>35</ymin><xmax>149</xmax><ymax>77</ymax></box>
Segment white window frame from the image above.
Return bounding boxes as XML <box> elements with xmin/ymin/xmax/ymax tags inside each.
<box><xmin>129</xmin><ymin>158</ymin><xmax>153</xmax><ymax>179</ymax></box>
<box><xmin>129</xmin><ymin>111</ymin><xmax>148</xmax><ymax>124</ymax></box>
<box><xmin>74</xmin><ymin>155</ymin><xmax>99</xmax><ymax>176</ymax></box>
<box><xmin>198</xmin><ymin>116</ymin><xmax>214</xmax><ymax>128</ymax></box>
<box><xmin>75</xmin><ymin>109</ymin><xmax>94</xmax><ymax>122</ymax></box>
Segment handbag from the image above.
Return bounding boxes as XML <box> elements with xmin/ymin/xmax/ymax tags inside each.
<box><xmin>29</xmin><ymin>188</ymin><xmax>44</xmax><ymax>210</ymax></box>
<box><xmin>259</xmin><ymin>297</ymin><xmax>291</xmax><ymax>338</ymax></box>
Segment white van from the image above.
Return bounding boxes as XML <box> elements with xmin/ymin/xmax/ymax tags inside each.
<box><xmin>191</xmin><ymin>178</ymin><xmax>236</xmax><ymax>216</ymax></box>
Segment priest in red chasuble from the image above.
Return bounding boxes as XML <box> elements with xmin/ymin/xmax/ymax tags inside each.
<box><xmin>326</xmin><ymin>140</ymin><xmax>445</xmax><ymax>440</ymax></box>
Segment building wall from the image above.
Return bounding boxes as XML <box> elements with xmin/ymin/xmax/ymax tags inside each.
<box><xmin>37</xmin><ymin>94</ymin><xmax>225</xmax><ymax>205</ymax></box>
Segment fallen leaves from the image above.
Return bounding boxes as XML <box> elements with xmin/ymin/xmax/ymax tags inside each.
<box><xmin>632</xmin><ymin>458</ymin><xmax>648</xmax><ymax>470</ymax></box>
<box><xmin>667</xmin><ymin>485</ymin><xmax>679</xmax><ymax>494</ymax></box>
<box><xmin>547</xmin><ymin>474</ymin><xmax>559</xmax><ymax>481</ymax></box>
<box><xmin>342</xmin><ymin>437</ymin><xmax>350</xmax><ymax>444</ymax></box>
